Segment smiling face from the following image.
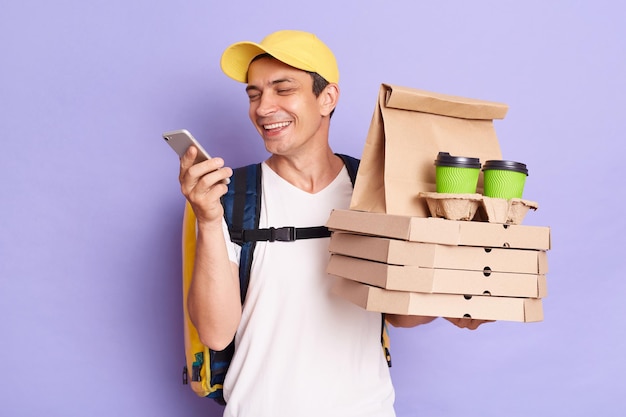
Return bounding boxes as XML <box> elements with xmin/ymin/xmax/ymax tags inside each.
<box><xmin>245</xmin><ymin>57</ymin><xmax>336</xmax><ymax>157</ymax></box>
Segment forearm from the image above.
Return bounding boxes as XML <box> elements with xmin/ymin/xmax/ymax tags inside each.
<box><xmin>386</xmin><ymin>314</ymin><xmax>493</xmax><ymax>330</ymax></box>
<box><xmin>187</xmin><ymin>221</ymin><xmax>242</xmax><ymax>351</ymax></box>
<box><xmin>386</xmin><ymin>314</ymin><xmax>438</xmax><ymax>328</ymax></box>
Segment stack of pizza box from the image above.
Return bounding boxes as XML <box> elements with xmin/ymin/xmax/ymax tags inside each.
<box><xmin>325</xmin><ymin>84</ymin><xmax>551</xmax><ymax>322</ymax></box>
<box><xmin>326</xmin><ymin>206</ymin><xmax>550</xmax><ymax>322</ymax></box>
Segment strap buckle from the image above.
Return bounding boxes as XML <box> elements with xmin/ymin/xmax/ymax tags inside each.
<box><xmin>269</xmin><ymin>226</ymin><xmax>296</xmax><ymax>242</ymax></box>
<box><xmin>230</xmin><ymin>229</ymin><xmax>244</xmax><ymax>244</ymax></box>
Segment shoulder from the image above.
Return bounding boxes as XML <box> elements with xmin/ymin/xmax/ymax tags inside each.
<box><xmin>335</xmin><ymin>154</ymin><xmax>360</xmax><ymax>185</ymax></box>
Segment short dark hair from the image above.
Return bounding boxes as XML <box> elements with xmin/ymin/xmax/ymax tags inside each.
<box><xmin>249</xmin><ymin>53</ymin><xmax>336</xmax><ymax>117</ymax></box>
<box><xmin>307</xmin><ymin>71</ymin><xmax>329</xmax><ymax>97</ymax></box>
<box><xmin>307</xmin><ymin>71</ymin><xmax>335</xmax><ymax>118</ymax></box>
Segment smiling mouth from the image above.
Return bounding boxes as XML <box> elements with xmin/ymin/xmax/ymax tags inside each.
<box><xmin>263</xmin><ymin>121</ymin><xmax>291</xmax><ymax>130</ymax></box>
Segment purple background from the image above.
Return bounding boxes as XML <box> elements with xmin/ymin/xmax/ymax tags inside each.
<box><xmin>1</xmin><ymin>1</ymin><xmax>624</xmax><ymax>416</ymax></box>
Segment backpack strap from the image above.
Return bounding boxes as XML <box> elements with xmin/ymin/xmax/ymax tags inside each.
<box><xmin>222</xmin><ymin>163</ymin><xmax>262</xmax><ymax>302</ymax></box>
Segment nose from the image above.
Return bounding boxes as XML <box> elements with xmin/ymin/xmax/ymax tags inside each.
<box><xmin>255</xmin><ymin>91</ymin><xmax>277</xmax><ymax>117</ymax></box>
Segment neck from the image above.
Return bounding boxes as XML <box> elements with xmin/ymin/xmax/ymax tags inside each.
<box><xmin>265</xmin><ymin>148</ymin><xmax>344</xmax><ymax>194</ymax></box>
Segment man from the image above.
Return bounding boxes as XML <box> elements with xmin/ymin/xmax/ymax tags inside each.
<box><xmin>179</xmin><ymin>30</ymin><xmax>486</xmax><ymax>417</ymax></box>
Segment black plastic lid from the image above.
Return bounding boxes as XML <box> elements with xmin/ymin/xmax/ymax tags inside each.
<box><xmin>434</xmin><ymin>152</ymin><xmax>481</xmax><ymax>169</ymax></box>
<box><xmin>483</xmin><ymin>160</ymin><xmax>528</xmax><ymax>175</ymax></box>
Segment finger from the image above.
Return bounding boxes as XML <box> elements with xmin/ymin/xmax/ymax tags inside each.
<box><xmin>193</xmin><ymin>166</ymin><xmax>232</xmax><ymax>196</ymax></box>
<box><xmin>188</xmin><ymin>156</ymin><xmax>225</xmax><ymax>175</ymax></box>
<box><xmin>464</xmin><ymin>320</ymin><xmax>480</xmax><ymax>330</ymax></box>
<box><xmin>456</xmin><ymin>317</ymin><xmax>472</xmax><ymax>328</ymax></box>
<box><xmin>186</xmin><ymin>177</ymin><xmax>230</xmax><ymax>223</ymax></box>
<box><xmin>457</xmin><ymin>318</ymin><xmax>494</xmax><ymax>330</ymax></box>
<box><xmin>180</xmin><ymin>156</ymin><xmax>229</xmax><ymax>197</ymax></box>
<box><xmin>444</xmin><ymin>317</ymin><xmax>464</xmax><ymax>326</ymax></box>
<box><xmin>179</xmin><ymin>146</ymin><xmax>198</xmax><ymax>183</ymax></box>
<box><xmin>182</xmin><ymin>146</ymin><xmax>198</xmax><ymax>167</ymax></box>
<box><xmin>444</xmin><ymin>317</ymin><xmax>486</xmax><ymax>330</ymax></box>
<box><xmin>473</xmin><ymin>319</ymin><xmax>495</xmax><ymax>329</ymax></box>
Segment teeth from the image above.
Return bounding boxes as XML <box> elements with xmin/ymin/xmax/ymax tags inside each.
<box><xmin>264</xmin><ymin>121</ymin><xmax>291</xmax><ymax>130</ymax></box>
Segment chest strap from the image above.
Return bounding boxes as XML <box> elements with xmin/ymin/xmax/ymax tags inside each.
<box><xmin>231</xmin><ymin>226</ymin><xmax>331</xmax><ymax>243</ymax></box>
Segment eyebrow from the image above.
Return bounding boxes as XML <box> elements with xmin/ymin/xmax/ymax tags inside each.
<box><xmin>245</xmin><ymin>78</ymin><xmax>296</xmax><ymax>93</ymax></box>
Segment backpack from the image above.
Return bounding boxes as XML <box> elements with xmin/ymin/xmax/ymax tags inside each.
<box><xmin>181</xmin><ymin>154</ymin><xmax>392</xmax><ymax>404</ymax></box>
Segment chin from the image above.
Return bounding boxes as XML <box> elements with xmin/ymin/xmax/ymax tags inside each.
<box><xmin>262</xmin><ymin>138</ymin><xmax>290</xmax><ymax>155</ymax></box>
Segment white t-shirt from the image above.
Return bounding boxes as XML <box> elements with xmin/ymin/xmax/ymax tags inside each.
<box><xmin>221</xmin><ymin>162</ymin><xmax>395</xmax><ymax>417</ymax></box>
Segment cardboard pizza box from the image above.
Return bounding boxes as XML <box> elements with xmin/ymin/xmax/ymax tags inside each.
<box><xmin>327</xmin><ymin>254</ymin><xmax>547</xmax><ymax>298</ymax></box>
<box><xmin>326</xmin><ymin>209</ymin><xmax>551</xmax><ymax>251</ymax></box>
<box><xmin>328</xmin><ymin>232</ymin><xmax>548</xmax><ymax>273</ymax></box>
<box><xmin>332</xmin><ymin>277</ymin><xmax>544</xmax><ymax>323</ymax></box>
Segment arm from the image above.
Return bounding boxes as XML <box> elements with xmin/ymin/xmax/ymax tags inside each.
<box><xmin>179</xmin><ymin>147</ymin><xmax>241</xmax><ymax>351</ymax></box>
<box><xmin>386</xmin><ymin>314</ymin><xmax>437</xmax><ymax>328</ymax></box>
<box><xmin>386</xmin><ymin>314</ymin><xmax>494</xmax><ymax>330</ymax></box>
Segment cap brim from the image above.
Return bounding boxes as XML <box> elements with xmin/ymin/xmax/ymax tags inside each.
<box><xmin>220</xmin><ymin>41</ymin><xmax>269</xmax><ymax>83</ymax></box>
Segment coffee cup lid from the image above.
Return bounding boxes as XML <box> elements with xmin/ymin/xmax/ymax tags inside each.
<box><xmin>435</xmin><ymin>152</ymin><xmax>481</xmax><ymax>168</ymax></box>
<box><xmin>483</xmin><ymin>160</ymin><xmax>528</xmax><ymax>175</ymax></box>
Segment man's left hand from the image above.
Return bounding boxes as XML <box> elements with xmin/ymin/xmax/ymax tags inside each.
<box><xmin>444</xmin><ymin>317</ymin><xmax>494</xmax><ymax>330</ymax></box>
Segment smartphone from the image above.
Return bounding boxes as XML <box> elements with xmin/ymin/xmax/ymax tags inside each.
<box><xmin>162</xmin><ymin>129</ymin><xmax>230</xmax><ymax>184</ymax></box>
<box><xmin>162</xmin><ymin>129</ymin><xmax>212</xmax><ymax>165</ymax></box>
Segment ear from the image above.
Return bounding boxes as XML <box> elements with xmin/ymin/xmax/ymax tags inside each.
<box><xmin>318</xmin><ymin>83</ymin><xmax>340</xmax><ymax>117</ymax></box>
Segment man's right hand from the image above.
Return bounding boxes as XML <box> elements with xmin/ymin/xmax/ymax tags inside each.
<box><xmin>178</xmin><ymin>146</ymin><xmax>233</xmax><ymax>225</ymax></box>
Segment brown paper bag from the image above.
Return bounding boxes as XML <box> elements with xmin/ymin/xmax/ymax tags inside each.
<box><xmin>350</xmin><ymin>83</ymin><xmax>508</xmax><ymax>217</ymax></box>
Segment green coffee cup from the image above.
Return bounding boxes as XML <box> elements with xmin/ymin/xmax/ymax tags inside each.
<box><xmin>482</xmin><ymin>160</ymin><xmax>529</xmax><ymax>199</ymax></box>
<box><xmin>434</xmin><ymin>152</ymin><xmax>482</xmax><ymax>194</ymax></box>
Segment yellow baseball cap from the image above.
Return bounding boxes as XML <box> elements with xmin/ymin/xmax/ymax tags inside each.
<box><xmin>220</xmin><ymin>30</ymin><xmax>339</xmax><ymax>84</ymax></box>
